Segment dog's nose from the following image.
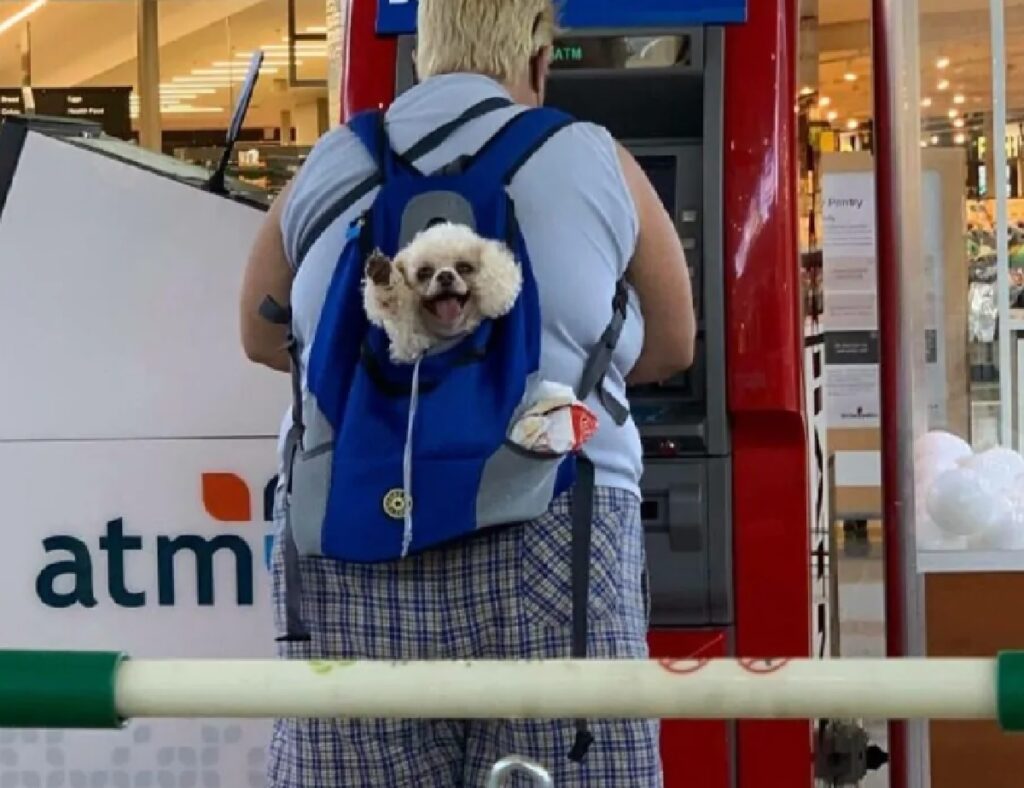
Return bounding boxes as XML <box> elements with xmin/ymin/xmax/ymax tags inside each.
<box><xmin>436</xmin><ymin>270</ymin><xmax>456</xmax><ymax>289</ymax></box>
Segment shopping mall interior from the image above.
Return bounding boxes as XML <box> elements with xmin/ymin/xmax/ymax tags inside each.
<box><xmin>0</xmin><ymin>0</ymin><xmax>334</xmax><ymax>196</ymax></box>
<box><xmin>4</xmin><ymin>0</ymin><xmax>1024</xmax><ymax>786</ymax></box>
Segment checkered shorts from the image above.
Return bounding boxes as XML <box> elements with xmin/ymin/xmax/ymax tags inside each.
<box><xmin>266</xmin><ymin>487</ymin><xmax>662</xmax><ymax>787</ymax></box>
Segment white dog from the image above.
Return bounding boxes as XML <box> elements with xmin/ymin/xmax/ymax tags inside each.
<box><xmin>363</xmin><ymin>222</ymin><xmax>523</xmax><ymax>363</ymax></box>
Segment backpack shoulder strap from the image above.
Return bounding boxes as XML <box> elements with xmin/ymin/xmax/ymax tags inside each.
<box><xmin>347</xmin><ymin>109</ymin><xmax>404</xmax><ymax>182</ymax></box>
<box><xmin>293</xmin><ymin>97</ymin><xmax>513</xmax><ymax>268</ymax></box>
<box><xmin>464</xmin><ymin>106</ymin><xmax>577</xmax><ymax>186</ymax></box>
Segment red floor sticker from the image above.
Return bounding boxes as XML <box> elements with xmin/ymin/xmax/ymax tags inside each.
<box><xmin>658</xmin><ymin>658</ymin><xmax>711</xmax><ymax>675</ymax></box>
<box><xmin>737</xmin><ymin>658</ymin><xmax>791</xmax><ymax>675</ymax></box>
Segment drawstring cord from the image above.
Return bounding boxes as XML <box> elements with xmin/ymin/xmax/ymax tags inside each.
<box><xmin>401</xmin><ymin>357</ymin><xmax>422</xmax><ymax>558</ymax></box>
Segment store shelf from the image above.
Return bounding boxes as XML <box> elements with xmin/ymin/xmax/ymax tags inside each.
<box><xmin>918</xmin><ymin>549</ymin><xmax>1024</xmax><ymax>574</ymax></box>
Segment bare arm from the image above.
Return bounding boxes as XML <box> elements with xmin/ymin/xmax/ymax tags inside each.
<box><xmin>239</xmin><ymin>184</ymin><xmax>294</xmax><ymax>373</ymax></box>
<box><xmin>617</xmin><ymin>144</ymin><xmax>696</xmax><ymax>385</ymax></box>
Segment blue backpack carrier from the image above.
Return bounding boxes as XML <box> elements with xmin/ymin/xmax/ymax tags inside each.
<box><xmin>262</xmin><ymin>98</ymin><xmax>630</xmax><ymax>762</ymax></box>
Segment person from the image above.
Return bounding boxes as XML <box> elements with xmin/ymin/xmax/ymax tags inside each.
<box><xmin>239</xmin><ymin>0</ymin><xmax>695</xmax><ymax>784</ymax></box>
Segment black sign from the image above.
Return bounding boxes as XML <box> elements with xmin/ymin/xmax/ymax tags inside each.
<box><xmin>0</xmin><ymin>87</ymin><xmax>131</xmax><ymax>138</ymax></box>
<box><xmin>0</xmin><ymin>89</ymin><xmax>23</xmax><ymax>120</ymax></box>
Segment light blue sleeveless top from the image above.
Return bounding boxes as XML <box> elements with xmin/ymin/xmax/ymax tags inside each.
<box><xmin>279</xmin><ymin>73</ymin><xmax>645</xmax><ymax>496</ymax></box>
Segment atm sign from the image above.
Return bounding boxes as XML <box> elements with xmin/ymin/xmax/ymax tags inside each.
<box><xmin>553</xmin><ymin>45</ymin><xmax>585</xmax><ymax>65</ymax></box>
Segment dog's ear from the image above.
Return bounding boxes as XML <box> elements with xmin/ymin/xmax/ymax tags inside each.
<box><xmin>393</xmin><ymin>252</ymin><xmax>412</xmax><ymax>287</ymax></box>
<box><xmin>474</xmin><ymin>239</ymin><xmax>523</xmax><ymax>318</ymax></box>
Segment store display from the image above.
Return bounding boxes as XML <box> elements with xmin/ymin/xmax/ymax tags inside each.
<box><xmin>917</xmin><ymin>430</ymin><xmax>1024</xmax><ymax>550</ymax></box>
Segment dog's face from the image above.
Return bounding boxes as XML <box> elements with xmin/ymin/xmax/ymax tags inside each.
<box><xmin>395</xmin><ymin>223</ymin><xmax>521</xmax><ymax>339</ymax></box>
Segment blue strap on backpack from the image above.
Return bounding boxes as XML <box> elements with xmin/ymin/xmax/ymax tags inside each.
<box><xmin>263</xmin><ymin>99</ymin><xmax>630</xmax><ymax>763</ymax></box>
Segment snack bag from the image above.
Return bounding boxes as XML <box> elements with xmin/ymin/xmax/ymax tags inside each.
<box><xmin>509</xmin><ymin>382</ymin><xmax>599</xmax><ymax>456</ymax></box>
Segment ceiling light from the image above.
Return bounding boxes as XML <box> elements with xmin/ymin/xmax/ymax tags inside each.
<box><xmin>921</xmin><ymin>97</ymin><xmax>933</xmax><ymax>108</ymax></box>
<box><xmin>190</xmin><ymin>67</ymin><xmax>279</xmax><ymax>77</ymax></box>
<box><xmin>846</xmin><ymin>119</ymin><xmax>859</xmax><ymax>130</ymax></box>
<box><xmin>818</xmin><ymin>96</ymin><xmax>831</xmax><ymax>108</ymax></box>
<box><xmin>827</xmin><ymin>110</ymin><xmax>838</xmax><ymax>122</ymax></box>
<box><xmin>0</xmin><ymin>0</ymin><xmax>47</xmax><ymax>38</ymax></box>
<box><xmin>937</xmin><ymin>56</ymin><xmax>950</xmax><ymax>69</ymax></box>
<box><xmin>937</xmin><ymin>79</ymin><xmax>950</xmax><ymax>91</ymax></box>
<box><xmin>800</xmin><ymin>86</ymin><xmax>814</xmax><ymax>96</ymax></box>
<box><xmin>161</xmin><ymin>105</ymin><xmax>225</xmax><ymax>115</ymax></box>
<box><xmin>844</xmin><ymin>72</ymin><xmax>857</xmax><ymax>82</ymax></box>
<box><xmin>953</xmin><ymin>94</ymin><xmax>965</xmax><ymax>105</ymax></box>
<box><xmin>954</xmin><ymin>118</ymin><xmax>965</xmax><ymax>129</ymax></box>
<box><xmin>214</xmin><ymin>59</ymin><xmax>293</xmax><ymax>68</ymax></box>
<box><xmin>954</xmin><ymin>132</ymin><xmax>967</xmax><ymax>144</ymax></box>
<box><xmin>948</xmin><ymin>108</ymin><xmax>959</xmax><ymax>119</ymax></box>
<box><xmin>921</xmin><ymin>139</ymin><xmax>929</xmax><ymax>147</ymax></box>
<box><xmin>931</xmin><ymin>135</ymin><xmax>940</xmax><ymax>144</ymax></box>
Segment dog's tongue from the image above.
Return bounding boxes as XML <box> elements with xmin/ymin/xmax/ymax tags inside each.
<box><xmin>434</xmin><ymin>296</ymin><xmax>463</xmax><ymax>324</ymax></box>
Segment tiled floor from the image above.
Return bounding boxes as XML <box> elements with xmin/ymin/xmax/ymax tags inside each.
<box><xmin>834</xmin><ymin>531</ymin><xmax>889</xmax><ymax>787</ymax></box>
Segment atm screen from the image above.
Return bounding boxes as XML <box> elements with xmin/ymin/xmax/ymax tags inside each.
<box><xmin>636</xmin><ymin>155</ymin><xmax>677</xmax><ymax>215</ymax></box>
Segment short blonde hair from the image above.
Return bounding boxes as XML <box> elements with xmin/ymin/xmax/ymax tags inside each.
<box><xmin>416</xmin><ymin>0</ymin><xmax>557</xmax><ymax>84</ymax></box>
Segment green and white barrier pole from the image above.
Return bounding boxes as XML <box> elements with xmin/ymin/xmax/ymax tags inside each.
<box><xmin>3</xmin><ymin>651</ymin><xmax>1024</xmax><ymax>732</ymax></box>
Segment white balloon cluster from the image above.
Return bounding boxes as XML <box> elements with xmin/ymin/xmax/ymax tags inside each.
<box><xmin>916</xmin><ymin>431</ymin><xmax>1024</xmax><ymax>550</ymax></box>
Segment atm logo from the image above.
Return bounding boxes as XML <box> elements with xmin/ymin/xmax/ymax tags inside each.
<box><xmin>36</xmin><ymin>472</ymin><xmax>278</xmax><ymax>610</ymax></box>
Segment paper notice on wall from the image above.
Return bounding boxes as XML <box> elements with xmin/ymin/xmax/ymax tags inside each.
<box><xmin>822</xmin><ymin>173</ymin><xmax>876</xmax><ymax>260</ymax></box>
<box><xmin>822</xmin><ymin>169</ymin><xmax>880</xmax><ymax>429</ymax></box>
<box><xmin>825</xmin><ymin>365</ymin><xmax>881</xmax><ymax>428</ymax></box>
<box><xmin>823</xmin><ymin>291</ymin><xmax>877</xmax><ymax>331</ymax></box>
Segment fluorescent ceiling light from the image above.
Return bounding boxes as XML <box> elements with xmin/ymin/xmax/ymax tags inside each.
<box><xmin>161</xmin><ymin>105</ymin><xmax>225</xmax><ymax>114</ymax></box>
<box><xmin>214</xmin><ymin>59</ymin><xmax>294</xmax><ymax>68</ymax></box>
<box><xmin>191</xmin><ymin>67</ymin><xmax>279</xmax><ymax>76</ymax></box>
<box><xmin>937</xmin><ymin>56</ymin><xmax>950</xmax><ymax>69</ymax></box>
<box><xmin>0</xmin><ymin>0</ymin><xmax>47</xmax><ymax>38</ymax></box>
<box><xmin>921</xmin><ymin>97</ymin><xmax>932</xmax><ymax>108</ymax></box>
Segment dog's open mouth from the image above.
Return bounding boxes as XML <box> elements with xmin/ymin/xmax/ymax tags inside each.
<box><xmin>424</xmin><ymin>293</ymin><xmax>469</xmax><ymax>326</ymax></box>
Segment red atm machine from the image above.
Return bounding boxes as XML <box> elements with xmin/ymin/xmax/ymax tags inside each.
<box><xmin>342</xmin><ymin>1</ymin><xmax>811</xmax><ymax>785</ymax></box>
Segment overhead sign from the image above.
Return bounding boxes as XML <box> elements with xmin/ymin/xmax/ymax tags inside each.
<box><xmin>376</xmin><ymin>0</ymin><xmax>746</xmax><ymax>35</ymax></box>
<box><xmin>0</xmin><ymin>87</ymin><xmax>131</xmax><ymax>138</ymax></box>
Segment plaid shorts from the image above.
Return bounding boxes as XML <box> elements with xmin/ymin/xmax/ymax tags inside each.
<box><xmin>266</xmin><ymin>487</ymin><xmax>662</xmax><ymax>787</ymax></box>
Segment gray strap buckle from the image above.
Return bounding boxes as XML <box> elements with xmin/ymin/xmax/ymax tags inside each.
<box><xmin>486</xmin><ymin>756</ymin><xmax>553</xmax><ymax>787</ymax></box>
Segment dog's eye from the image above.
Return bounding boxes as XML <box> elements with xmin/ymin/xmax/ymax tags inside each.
<box><xmin>455</xmin><ymin>262</ymin><xmax>475</xmax><ymax>276</ymax></box>
<box><xmin>416</xmin><ymin>266</ymin><xmax>435</xmax><ymax>283</ymax></box>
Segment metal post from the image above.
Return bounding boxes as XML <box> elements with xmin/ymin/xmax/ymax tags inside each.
<box><xmin>326</xmin><ymin>0</ymin><xmax>345</xmax><ymax>128</ymax></box>
<box><xmin>992</xmin><ymin>0</ymin><xmax>1012</xmax><ymax>447</ymax></box>
<box><xmin>136</xmin><ymin>0</ymin><xmax>161</xmax><ymax>152</ymax></box>
<box><xmin>871</xmin><ymin>0</ymin><xmax>929</xmax><ymax>785</ymax></box>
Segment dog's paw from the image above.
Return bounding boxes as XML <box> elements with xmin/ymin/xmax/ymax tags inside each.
<box><xmin>365</xmin><ymin>250</ymin><xmax>393</xmax><ymax>287</ymax></box>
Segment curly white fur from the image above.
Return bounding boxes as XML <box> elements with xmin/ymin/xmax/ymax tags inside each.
<box><xmin>362</xmin><ymin>222</ymin><xmax>523</xmax><ymax>364</ymax></box>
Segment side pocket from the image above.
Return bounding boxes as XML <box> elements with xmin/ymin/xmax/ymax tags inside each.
<box><xmin>476</xmin><ymin>443</ymin><xmax>566</xmax><ymax>527</ymax></box>
<box><xmin>287</xmin><ymin>396</ymin><xmax>334</xmax><ymax>556</ymax></box>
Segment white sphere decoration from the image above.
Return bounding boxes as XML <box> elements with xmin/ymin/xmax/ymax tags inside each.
<box><xmin>916</xmin><ymin>513</ymin><xmax>967</xmax><ymax>550</ymax></box>
<box><xmin>961</xmin><ymin>448</ymin><xmax>1024</xmax><ymax>494</ymax></box>
<box><xmin>914</xmin><ymin>431</ymin><xmax>973</xmax><ymax>468</ymax></box>
<box><xmin>926</xmin><ymin>467</ymin><xmax>1000</xmax><ymax>537</ymax></box>
<box><xmin>967</xmin><ymin>496</ymin><xmax>1024</xmax><ymax>550</ymax></box>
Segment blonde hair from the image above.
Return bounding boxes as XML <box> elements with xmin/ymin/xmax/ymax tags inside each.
<box><xmin>416</xmin><ymin>0</ymin><xmax>558</xmax><ymax>85</ymax></box>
